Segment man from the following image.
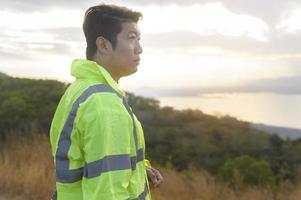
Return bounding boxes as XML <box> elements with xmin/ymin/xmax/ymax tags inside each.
<box><xmin>50</xmin><ymin>4</ymin><xmax>163</xmax><ymax>200</ymax></box>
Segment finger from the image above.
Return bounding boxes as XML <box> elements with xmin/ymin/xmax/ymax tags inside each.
<box><xmin>152</xmin><ymin>168</ymin><xmax>163</xmax><ymax>181</ymax></box>
<box><xmin>153</xmin><ymin>179</ymin><xmax>162</xmax><ymax>187</ymax></box>
<box><xmin>157</xmin><ymin>172</ymin><xmax>163</xmax><ymax>181</ymax></box>
<box><xmin>146</xmin><ymin>168</ymin><xmax>158</xmax><ymax>185</ymax></box>
<box><xmin>152</xmin><ymin>169</ymin><xmax>163</xmax><ymax>187</ymax></box>
<box><xmin>156</xmin><ymin>174</ymin><xmax>163</xmax><ymax>183</ymax></box>
<box><xmin>154</xmin><ymin>175</ymin><xmax>163</xmax><ymax>187</ymax></box>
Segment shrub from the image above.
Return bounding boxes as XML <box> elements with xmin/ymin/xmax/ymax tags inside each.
<box><xmin>219</xmin><ymin>155</ymin><xmax>275</xmax><ymax>186</ymax></box>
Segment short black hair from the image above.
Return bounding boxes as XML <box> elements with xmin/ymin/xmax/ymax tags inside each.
<box><xmin>83</xmin><ymin>4</ymin><xmax>142</xmax><ymax>60</ymax></box>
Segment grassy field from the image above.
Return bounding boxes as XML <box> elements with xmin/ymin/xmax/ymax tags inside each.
<box><xmin>1</xmin><ymin>133</ymin><xmax>301</xmax><ymax>200</ymax></box>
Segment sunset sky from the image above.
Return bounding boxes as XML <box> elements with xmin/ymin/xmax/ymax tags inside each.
<box><xmin>1</xmin><ymin>1</ymin><xmax>301</xmax><ymax>128</ymax></box>
<box><xmin>1</xmin><ymin>0</ymin><xmax>300</xmax><ymax>95</ymax></box>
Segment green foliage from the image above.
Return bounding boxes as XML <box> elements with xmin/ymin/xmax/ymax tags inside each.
<box><xmin>127</xmin><ymin>94</ymin><xmax>301</xmax><ymax>184</ymax></box>
<box><xmin>0</xmin><ymin>75</ymin><xmax>66</xmax><ymax>136</ymax></box>
<box><xmin>219</xmin><ymin>155</ymin><xmax>275</xmax><ymax>186</ymax></box>
<box><xmin>1</xmin><ymin>75</ymin><xmax>301</xmax><ymax>185</ymax></box>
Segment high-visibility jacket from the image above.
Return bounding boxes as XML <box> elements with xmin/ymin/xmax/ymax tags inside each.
<box><xmin>50</xmin><ymin>59</ymin><xmax>151</xmax><ymax>200</ymax></box>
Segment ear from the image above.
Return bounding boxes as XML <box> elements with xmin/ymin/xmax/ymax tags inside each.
<box><xmin>95</xmin><ymin>36</ymin><xmax>113</xmax><ymax>55</ymax></box>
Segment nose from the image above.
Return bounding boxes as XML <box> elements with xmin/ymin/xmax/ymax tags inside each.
<box><xmin>135</xmin><ymin>41</ymin><xmax>143</xmax><ymax>55</ymax></box>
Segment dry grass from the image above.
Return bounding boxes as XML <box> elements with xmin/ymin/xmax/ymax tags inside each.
<box><xmin>0</xmin><ymin>133</ymin><xmax>55</xmax><ymax>200</ymax></box>
<box><xmin>1</xmin><ymin>133</ymin><xmax>301</xmax><ymax>200</ymax></box>
<box><xmin>151</xmin><ymin>169</ymin><xmax>301</xmax><ymax>200</ymax></box>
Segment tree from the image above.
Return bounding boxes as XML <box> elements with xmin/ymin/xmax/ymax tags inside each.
<box><xmin>219</xmin><ymin>155</ymin><xmax>275</xmax><ymax>186</ymax></box>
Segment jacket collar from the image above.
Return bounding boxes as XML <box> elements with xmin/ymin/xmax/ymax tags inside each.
<box><xmin>71</xmin><ymin>59</ymin><xmax>126</xmax><ymax>97</ymax></box>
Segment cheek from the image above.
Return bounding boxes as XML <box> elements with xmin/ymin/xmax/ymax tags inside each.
<box><xmin>114</xmin><ymin>41</ymin><xmax>136</xmax><ymax>67</ymax></box>
<box><xmin>118</xmin><ymin>47</ymin><xmax>135</xmax><ymax>65</ymax></box>
<box><xmin>119</xmin><ymin>42</ymin><xmax>135</xmax><ymax>55</ymax></box>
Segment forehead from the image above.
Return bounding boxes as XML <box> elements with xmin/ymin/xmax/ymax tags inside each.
<box><xmin>119</xmin><ymin>22</ymin><xmax>141</xmax><ymax>35</ymax></box>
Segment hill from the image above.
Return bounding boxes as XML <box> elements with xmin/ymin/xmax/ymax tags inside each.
<box><xmin>1</xmin><ymin>74</ymin><xmax>301</xmax><ymax>184</ymax></box>
<box><xmin>0</xmin><ymin>72</ymin><xmax>8</xmax><ymax>78</ymax></box>
<box><xmin>0</xmin><ymin>73</ymin><xmax>67</xmax><ymax>135</ymax></box>
<box><xmin>251</xmin><ymin>123</ymin><xmax>301</xmax><ymax>140</ymax></box>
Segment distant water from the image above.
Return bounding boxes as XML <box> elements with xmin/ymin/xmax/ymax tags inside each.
<box><xmin>157</xmin><ymin>93</ymin><xmax>301</xmax><ymax>129</ymax></box>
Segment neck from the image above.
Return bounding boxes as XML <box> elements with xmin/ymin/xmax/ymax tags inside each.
<box><xmin>92</xmin><ymin>55</ymin><xmax>120</xmax><ymax>83</ymax></box>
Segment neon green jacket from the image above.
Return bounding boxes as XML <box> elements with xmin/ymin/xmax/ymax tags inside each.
<box><xmin>50</xmin><ymin>59</ymin><xmax>151</xmax><ymax>200</ymax></box>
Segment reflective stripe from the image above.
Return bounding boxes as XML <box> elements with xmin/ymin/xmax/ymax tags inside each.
<box><xmin>123</xmin><ymin>97</ymin><xmax>139</xmax><ymax>152</ymax></box>
<box><xmin>84</xmin><ymin>148</ymin><xmax>144</xmax><ymax>179</ymax></box>
<box><xmin>131</xmin><ymin>148</ymin><xmax>144</xmax><ymax>170</ymax></box>
<box><xmin>127</xmin><ymin>182</ymin><xmax>148</xmax><ymax>200</ymax></box>
<box><xmin>56</xmin><ymin>165</ymin><xmax>84</xmax><ymax>183</ymax></box>
<box><xmin>55</xmin><ymin>84</ymin><xmax>143</xmax><ymax>183</ymax></box>
<box><xmin>136</xmin><ymin>183</ymin><xmax>148</xmax><ymax>200</ymax></box>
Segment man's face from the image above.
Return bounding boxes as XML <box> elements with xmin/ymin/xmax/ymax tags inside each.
<box><xmin>109</xmin><ymin>22</ymin><xmax>143</xmax><ymax>78</ymax></box>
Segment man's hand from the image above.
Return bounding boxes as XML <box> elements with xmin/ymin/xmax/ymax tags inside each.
<box><xmin>146</xmin><ymin>166</ymin><xmax>163</xmax><ymax>188</ymax></box>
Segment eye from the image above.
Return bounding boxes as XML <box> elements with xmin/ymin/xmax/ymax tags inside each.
<box><xmin>128</xmin><ymin>34</ymin><xmax>136</xmax><ymax>39</ymax></box>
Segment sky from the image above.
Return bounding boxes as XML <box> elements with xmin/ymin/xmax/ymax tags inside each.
<box><xmin>1</xmin><ymin>0</ymin><xmax>301</xmax><ymax>97</ymax></box>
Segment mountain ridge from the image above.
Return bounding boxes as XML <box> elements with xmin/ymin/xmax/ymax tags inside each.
<box><xmin>251</xmin><ymin>123</ymin><xmax>301</xmax><ymax>140</ymax></box>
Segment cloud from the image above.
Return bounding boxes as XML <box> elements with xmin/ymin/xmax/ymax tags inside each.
<box><xmin>0</xmin><ymin>27</ymin><xmax>85</xmax><ymax>59</ymax></box>
<box><xmin>1</xmin><ymin>0</ymin><xmax>84</xmax><ymax>12</ymax></box>
<box><xmin>2</xmin><ymin>0</ymin><xmax>301</xmax><ymax>27</ymax></box>
<box><xmin>1</xmin><ymin>2</ymin><xmax>300</xmax><ymax>85</ymax></box>
<box><xmin>2</xmin><ymin>41</ymin><xmax>77</xmax><ymax>58</ymax></box>
<box><xmin>0</xmin><ymin>0</ymin><xmax>122</xmax><ymax>12</ymax></box>
<box><xmin>134</xmin><ymin>76</ymin><xmax>301</xmax><ymax>97</ymax></box>
<box><xmin>40</xmin><ymin>27</ymin><xmax>84</xmax><ymax>42</ymax></box>
<box><xmin>1</xmin><ymin>27</ymin><xmax>300</xmax><ymax>79</ymax></box>
<box><xmin>238</xmin><ymin>76</ymin><xmax>301</xmax><ymax>94</ymax></box>
<box><xmin>131</xmin><ymin>0</ymin><xmax>301</xmax><ymax>27</ymax></box>
<box><xmin>3</xmin><ymin>25</ymin><xmax>299</xmax><ymax>63</ymax></box>
<box><xmin>143</xmin><ymin>30</ymin><xmax>301</xmax><ymax>57</ymax></box>
<box><xmin>0</xmin><ymin>49</ymin><xmax>32</xmax><ymax>60</ymax></box>
<box><xmin>220</xmin><ymin>0</ymin><xmax>300</xmax><ymax>27</ymax></box>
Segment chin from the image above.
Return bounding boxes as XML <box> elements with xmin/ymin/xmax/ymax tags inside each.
<box><xmin>129</xmin><ymin>68</ymin><xmax>138</xmax><ymax>75</ymax></box>
<box><xmin>122</xmin><ymin>68</ymin><xmax>138</xmax><ymax>77</ymax></box>
<box><xmin>130</xmin><ymin>65</ymin><xmax>139</xmax><ymax>73</ymax></box>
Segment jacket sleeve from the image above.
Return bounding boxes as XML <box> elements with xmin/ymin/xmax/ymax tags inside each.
<box><xmin>76</xmin><ymin>95</ymin><xmax>133</xmax><ymax>200</ymax></box>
